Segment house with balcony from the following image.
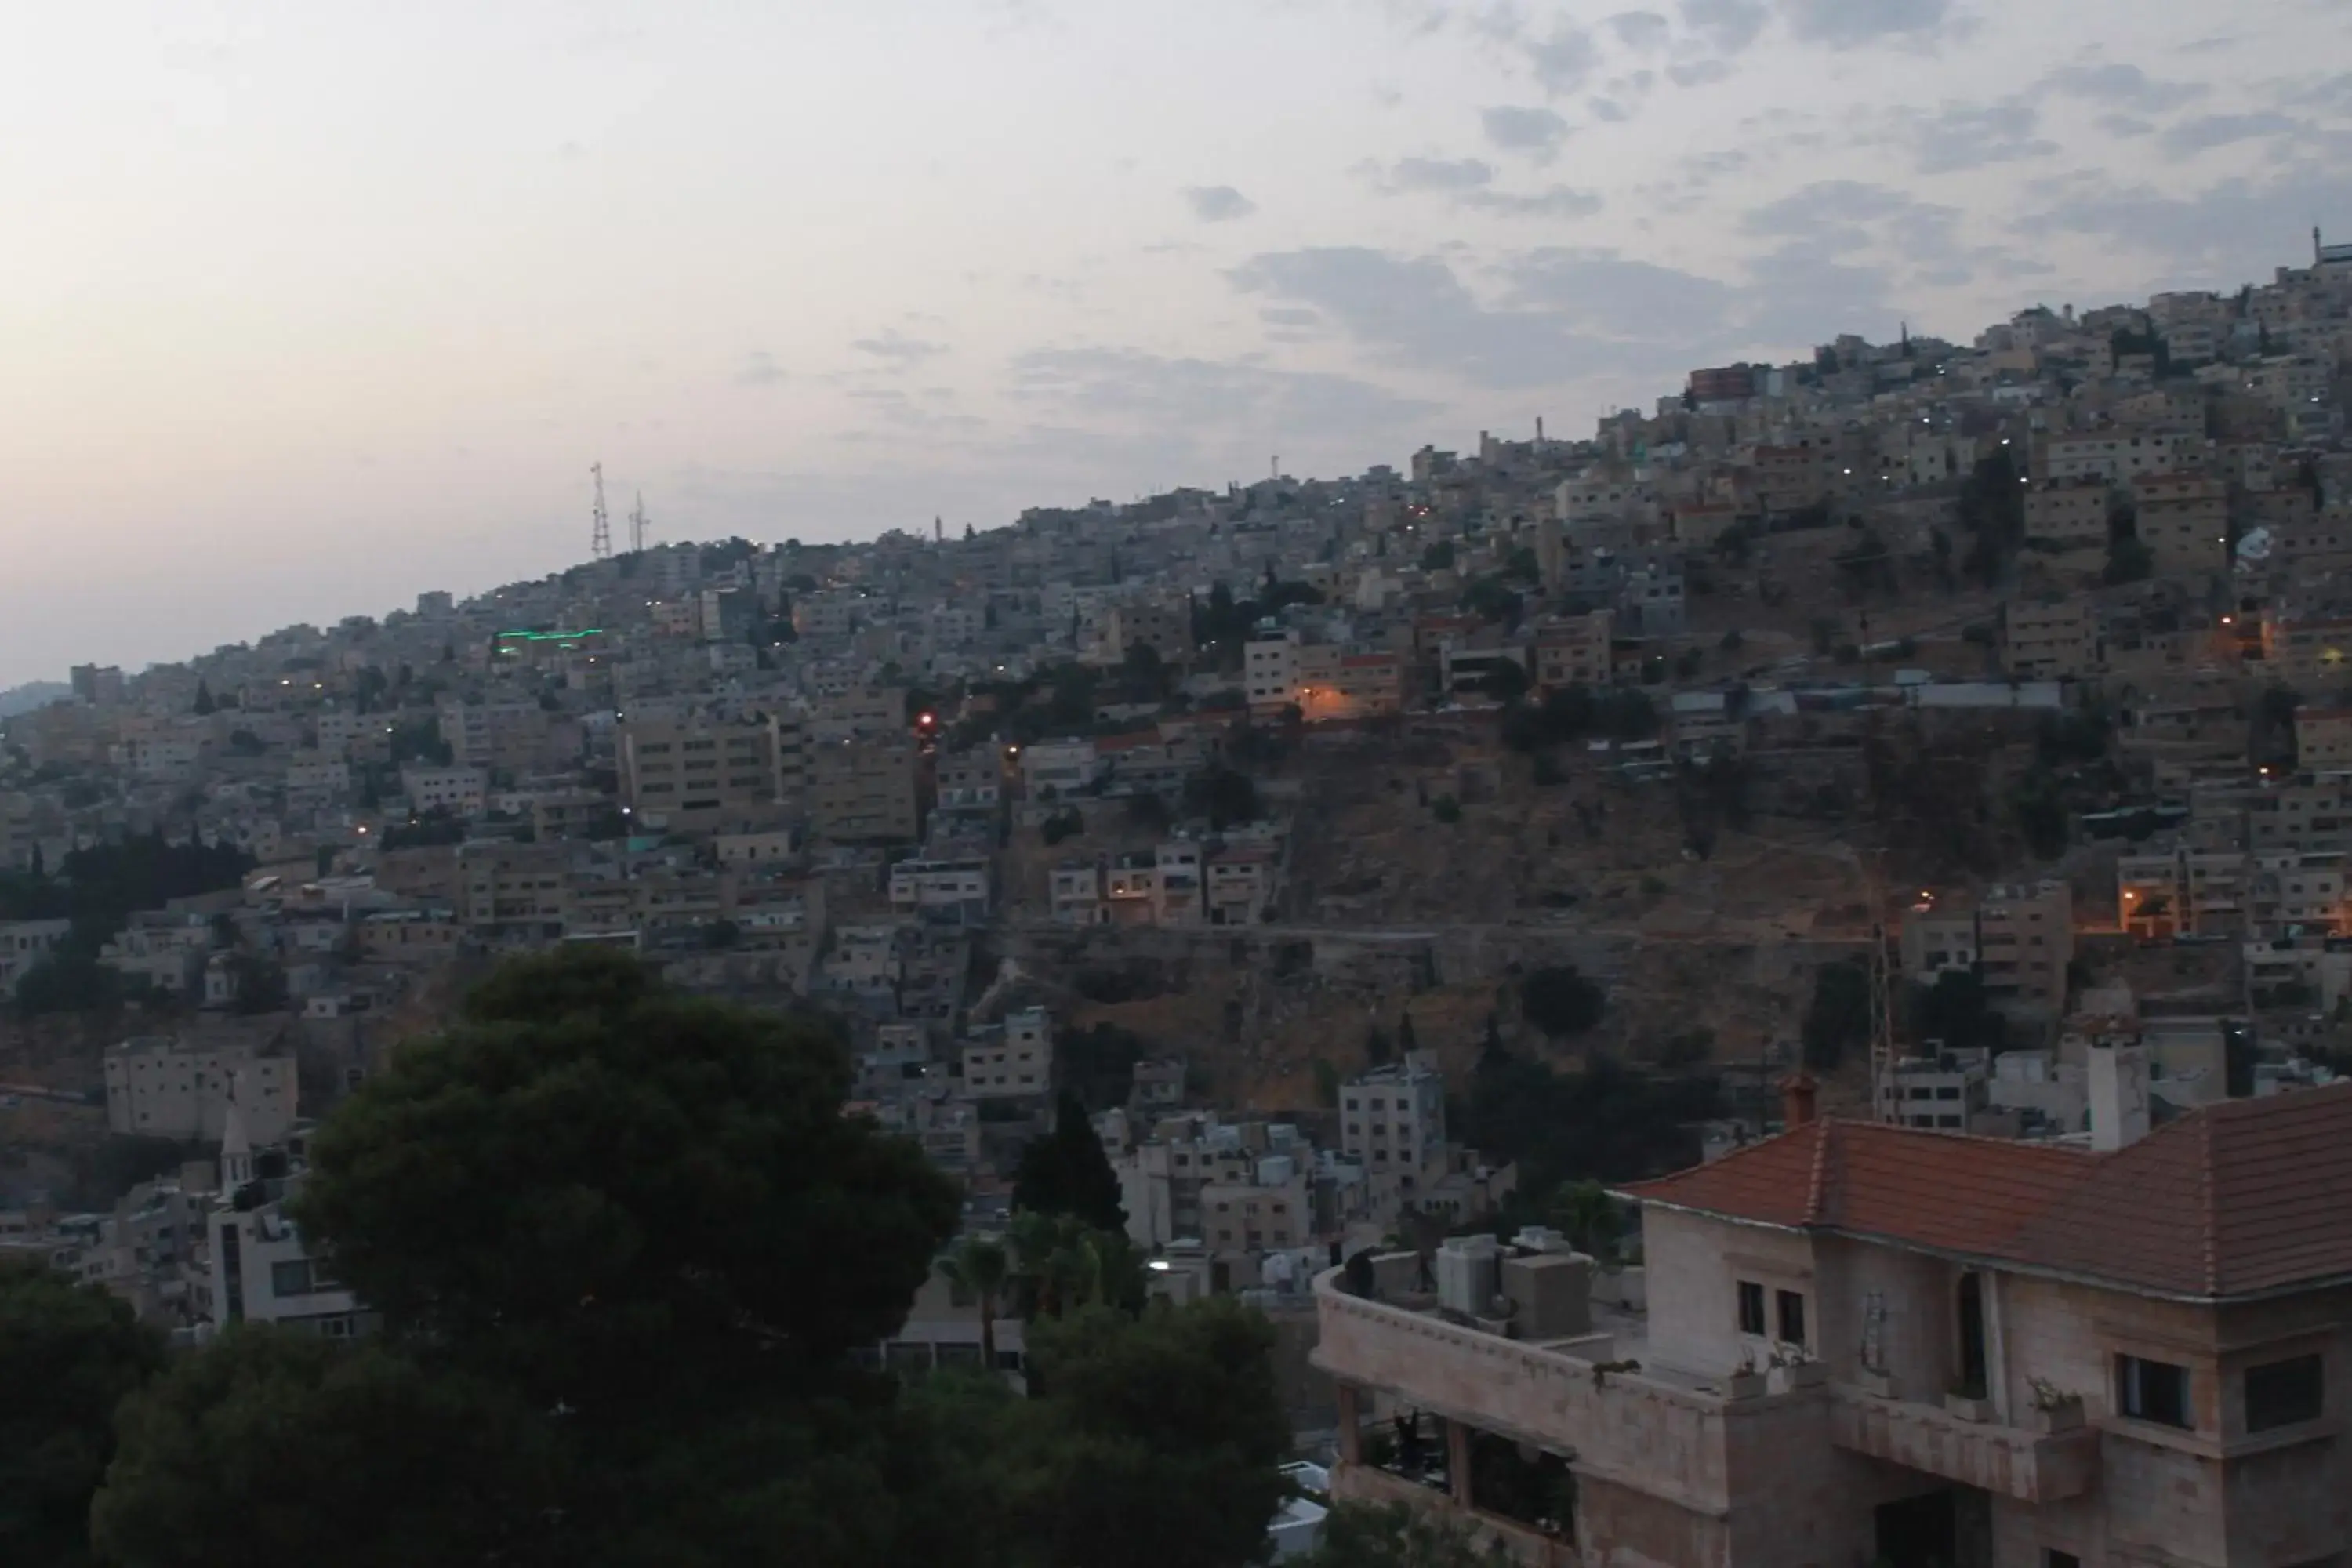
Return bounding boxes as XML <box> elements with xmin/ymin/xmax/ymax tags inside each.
<box><xmin>1313</xmin><ymin>1077</ymin><xmax>2352</xmax><ymax>1568</ymax></box>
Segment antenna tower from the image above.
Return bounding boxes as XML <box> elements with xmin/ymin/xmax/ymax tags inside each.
<box><xmin>630</xmin><ymin>492</ymin><xmax>649</xmax><ymax>554</ymax></box>
<box><xmin>1863</xmin><ymin>848</ymin><xmax>1898</xmax><ymax>1124</ymax></box>
<box><xmin>590</xmin><ymin>463</ymin><xmax>612</xmax><ymax>561</ymax></box>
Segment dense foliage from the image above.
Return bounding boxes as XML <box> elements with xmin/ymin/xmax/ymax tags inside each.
<box><xmin>55</xmin><ymin>949</ymin><xmax>1289</xmax><ymax>1568</ymax></box>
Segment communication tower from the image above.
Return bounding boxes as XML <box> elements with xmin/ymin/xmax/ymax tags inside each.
<box><xmin>590</xmin><ymin>463</ymin><xmax>612</xmax><ymax>561</ymax></box>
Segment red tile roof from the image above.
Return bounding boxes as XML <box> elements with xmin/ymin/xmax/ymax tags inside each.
<box><xmin>1624</xmin><ymin>1087</ymin><xmax>2352</xmax><ymax>1301</ymax></box>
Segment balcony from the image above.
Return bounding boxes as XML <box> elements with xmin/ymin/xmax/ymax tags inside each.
<box><xmin>1828</xmin><ymin>1386</ymin><xmax>2098</xmax><ymax>1503</ymax></box>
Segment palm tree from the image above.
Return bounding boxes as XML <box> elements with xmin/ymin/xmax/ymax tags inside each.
<box><xmin>1551</xmin><ymin>1180</ymin><xmax>1623</xmax><ymax>1265</ymax></box>
<box><xmin>940</xmin><ymin>1234</ymin><xmax>1012</xmax><ymax>1373</ymax></box>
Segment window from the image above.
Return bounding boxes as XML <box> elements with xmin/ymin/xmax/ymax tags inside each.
<box><xmin>2245</xmin><ymin>1354</ymin><xmax>2325</xmax><ymax>1432</ymax></box>
<box><xmin>271</xmin><ymin>1260</ymin><xmax>314</xmax><ymax>1297</ymax></box>
<box><xmin>1737</xmin><ymin>1280</ymin><xmax>1766</xmax><ymax>1336</ymax></box>
<box><xmin>2118</xmin><ymin>1354</ymin><xmax>2192</xmax><ymax>1428</ymax></box>
<box><xmin>1777</xmin><ymin>1290</ymin><xmax>1807</xmax><ymax>1348</ymax></box>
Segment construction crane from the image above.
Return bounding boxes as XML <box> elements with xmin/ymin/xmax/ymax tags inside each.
<box><xmin>629</xmin><ymin>492</ymin><xmax>650</xmax><ymax>554</ymax></box>
<box><xmin>590</xmin><ymin>463</ymin><xmax>612</xmax><ymax>561</ymax></box>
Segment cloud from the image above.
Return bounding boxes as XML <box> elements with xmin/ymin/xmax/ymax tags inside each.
<box><xmin>2158</xmin><ymin>112</ymin><xmax>2307</xmax><ymax>156</ymax></box>
<box><xmin>1524</xmin><ymin>20</ymin><xmax>1602</xmax><ymax>95</ymax></box>
<box><xmin>2038</xmin><ymin>61</ymin><xmax>2206</xmax><ymax>114</ymax></box>
<box><xmin>1183</xmin><ymin>185</ymin><xmax>1258</xmax><ymax>223</ymax></box>
<box><xmin>1668</xmin><ymin>56</ymin><xmax>1733</xmax><ymax>86</ymax></box>
<box><xmin>2011</xmin><ymin>162</ymin><xmax>2352</xmax><ymax>285</ymax></box>
<box><xmin>1378</xmin><ymin>156</ymin><xmax>1497</xmax><ymax>192</ymax></box>
<box><xmin>1007</xmin><ymin>344</ymin><xmax>1440</xmax><ymax>446</ymax></box>
<box><xmin>1780</xmin><ymin>0</ymin><xmax>1962</xmax><ymax>49</ymax></box>
<box><xmin>1590</xmin><ymin>96</ymin><xmax>1632</xmax><ymax>122</ymax></box>
<box><xmin>1893</xmin><ymin>97</ymin><xmax>2056</xmax><ymax>175</ymax></box>
<box><xmin>1609</xmin><ymin>10</ymin><xmax>1671</xmax><ymax>49</ymax></box>
<box><xmin>1459</xmin><ymin>185</ymin><xmax>1606</xmax><ymax>218</ymax></box>
<box><xmin>852</xmin><ymin>330</ymin><xmax>949</xmax><ymax>368</ymax></box>
<box><xmin>1679</xmin><ymin>0</ymin><xmax>1769</xmax><ymax>53</ymax></box>
<box><xmin>735</xmin><ymin>350</ymin><xmax>786</xmax><ymax>387</ymax></box>
<box><xmin>1501</xmin><ymin>249</ymin><xmax>1738</xmax><ymax>339</ymax></box>
<box><xmin>1482</xmin><ymin>104</ymin><xmax>1572</xmax><ymax>160</ymax></box>
<box><xmin>2097</xmin><ymin>114</ymin><xmax>2155</xmax><ymax>138</ymax></box>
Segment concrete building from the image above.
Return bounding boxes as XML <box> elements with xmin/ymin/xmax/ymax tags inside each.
<box><xmin>2296</xmin><ymin>708</ymin><xmax>2352</xmax><ymax>771</ymax></box>
<box><xmin>1314</xmin><ymin>1084</ymin><xmax>2352</xmax><ymax>1568</ymax></box>
<box><xmin>2023</xmin><ymin>481</ymin><xmax>2114</xmax><ymax>549</ymax></box>
<box><xmin>1340</xmin><ymin>1061</ymin><xmax>1445</xmax><ymax>1183</ymax></box>
<box><xmin>2134</xmin><ymin>474</ymin><xmax>2231</xmax><ymax>579</ymax></box>
<box><xmin>960</xmin><ymin>1007</ymin><xmax>1053</xmax><ymax>1100</ymax></box>
<box><xmin>808</xmin><ymin>735</ymin><xmax>920</xmax><ymax>843</ymax></box>
<box><xmin>617</xmin><ymin>716</ymin><xmax>789</xmax><ymax>833</ymax></box>
<box><xmin>105</xmin><ymin>1033</ymin><xmax>295</xmax><ymax>1144</ymax></box>
<box><xmin>2003</xmin><ymin>601</ymin><xmax>2101</xmax><ymax>682</ymax></box>
<box><xmin>205</xmin><ymin>1118</ymin><xmax>369</xmax><ymax>1338</ymax></box>
<box><xmin>399</xmin><ymin>764</ymin><xmax>488</xmax><ymax>817</ymax></box>
<box><xmin>1532</xmin><ymin>612</ymin><xmax>1614</xmax><ymax>691</ymax></box>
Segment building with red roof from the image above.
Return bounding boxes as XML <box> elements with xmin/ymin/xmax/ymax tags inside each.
<box><xmin>1312</xmin><ymin>1081</ymin><xmax>2352</xmax><ymax>1568</ymax></box>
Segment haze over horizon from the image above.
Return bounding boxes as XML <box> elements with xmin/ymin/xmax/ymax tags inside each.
<box><xmin>5</xmin><ymin>0</ymin><xmax>2348</xmax><ymax>688</ymax></box>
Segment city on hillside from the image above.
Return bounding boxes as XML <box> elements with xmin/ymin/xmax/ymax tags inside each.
<box><xmin>11</xmin><ymin>236</ymin><xmax>2352</xmax><ymax>1567</ymax></box>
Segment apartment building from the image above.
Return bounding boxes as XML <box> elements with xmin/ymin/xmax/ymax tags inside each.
<box><xmin>960</xmin><ymin>1007</ymin><xmax>1053</xmax><ymax>1100</ymax></box>
<box><xmin>2118</xmin><ymin>844</ymin><xmax>2252</xmax><ymax>941</ymax></box>
<box><xmin>1976</xmin><ymin>880</ymin><xmax>2074</xmax><ymax>1022</ymax></box>
<box><xmin>1099</xmin><ymin>600</ymin><xmax>1196</xmax><ymax>666</ymax></box>
<box><xmin>1022</xmin><ymin>738</ymin><xmax>1102</xmax><ymax>800</ymax></box>
<box><xmin>1339</xmin><ymin>1062</ymin><xmax>1445</xmax><ymax>1182</ymax></box>
<box><xmin>205</xmin><ymin>1122</ymin><xmax>370</xmax><ymax>1339</ymax></box>
<box><xmin>2002</xmin><ymin>601</ymin><xmax>2101</xmax><ymax>681</ymax></box>
<box><xmin>808</xmin><ymin>735</ymin><xmax>920</xmax><ymax>843</ymax></box>
<box><xmin>104</xmin><ymin>1033</ymin><xmax>294</xmax><ymax>1144</ymax></box>
<box><xmin>2134</xmin><ymin>474</ymin><xmax>2230</xmax><ymax>579</ymax></box>
<box><xmin>2261</xmin><ymin>612</ymin><xmax>2352</xmax><ymax>688</ymax></box>
<box><xmin>888</xmin><ymin>855</ymin><xmax>993</xmax><ymax>923</ymax></box>
<box><xmin>455</xmin><ymin>841</ymin><xmax>569</xmax><ymax>941</ymax></box>
<box><xmin>2041</xmin><ymin>429</ymin><xmax>2201</xmax><ymax>483</ymax></box>
<box><xmin>618</xmin><ymin>716</ymin><xmax>786</xmax><ymax>833</ymax></box>
<box><xmin>1532</xmin><ymin>612</ymin><xmax>1613</xmax><ymax>691</ymax></box>
<box><xmin>1901</xmin><ymin>884</ymin><xmax>2072</xmax><ymax>1022</ymax></box>
<box><xmin>2023</xmin><ymin>481</ymin><xmax>2113</xmax><ymax>549</ymax></box>
<box><xmin>1314</xmin><ymin>1083</ymin><xmax>2352</xmax><ymax>1568</ymax></box>
<box><xmin>2296</xmin><ymin>708</ymin><xmax>2352</xmax><ymax>771</ymax></box>
<box><xmin>399</xmin><ymin>764</ymin><xmax>488</xmax><ymax>817</ymax></box>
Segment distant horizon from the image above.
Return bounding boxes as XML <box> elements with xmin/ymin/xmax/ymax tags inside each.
<box><xmin>4</xmin><ymin>0</ymin><xmax>2342</xmax><ymax>687</ymax></box>
<box><xmin>0</xmin><ymin>238</ymin><xmax>2310</xmax><ymax>693</ymax></box>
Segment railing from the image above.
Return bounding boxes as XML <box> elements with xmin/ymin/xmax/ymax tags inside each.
<box><xmin>1312</xmin><ymin>1270</ymin><xmax>1737</xmax><ymax>1515</ymax></box>
<box><xmin>1828</xmin><ymin>1386</ymin><xmax>2099</xmax><ymax>1502</ymax></box>
<box><xmin>1330</xmin><ymin>1461</ymin><xmax>1581</xmax><ymax>1567</ymax></box>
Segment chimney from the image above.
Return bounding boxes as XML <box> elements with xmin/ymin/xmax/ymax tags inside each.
<box><xmin>1780</xmin><ymin>1071</ymin><xmax>1819</xmax><ymax>1129</ymax></box>
<box><xmin>2087</xmin><ymin>1040</ymin><xmax>2151</xmax><ymax>1151</ymax></box>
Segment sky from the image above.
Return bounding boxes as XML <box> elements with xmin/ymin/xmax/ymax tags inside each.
<box><xmin>3</xmin><ymin>0</ymin><xmax>2350</xmax><ymax>687</ymax></box>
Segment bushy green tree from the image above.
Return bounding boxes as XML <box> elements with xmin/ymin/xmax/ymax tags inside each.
<box><xmin>93</xmin><ymin>1332</ymin><xmax>557</xmax><ymax>1568</ymax></box>
<box><xmin>0</xmin><ymin>1261</ymin><xmax>163</xmax><ymax>1566</ymax></box>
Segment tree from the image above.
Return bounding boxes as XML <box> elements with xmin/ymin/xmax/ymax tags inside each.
<box><xmin>0</xmin><ymin>1261</ymin><xmax>163</xmax><ymax>1566</ymax></box>
<box><xmin>1023</xmin><ymin>1300</ymin><xmax>1289</xmax><ymax>1568</ymax></box>
<box><xmin>1011</xmin><ymin>1091</ymin><xmax>1127</xmax><ymax>1234</ymax></box>
<box><xmin>1396</xmin><ymin>1008</ymin><xmax>1418</xmax><ymax>1058</ymax></box>
<box><xmin>1802</xmin><ymin>960</ymin><xmax>1872</xmax><ymax>1071</ymax></box>
<box><xmin>1303</xmin><ymin>1501</ymin><xmax>1514</xmax><ymax>1567</ymax></box>
<box><xmin>1520</xmin><ymin>965</ymin><xmax>1605</xmax><ymax>1040</ymax></box>
<box><xmin>939</xmin><ymin>1236</ymin><xmax>1013</xmax><ymax>1374</ymax></box>
<box><xmin>92</xmin><ymin>1331</ymin><xmax>559</xmax><ymax>1568</ymax></box>
<box><xmin>1910</xmin><ymin>971</ymin><xmax>2002</xmax><ymax>1054</ymax></box>
<box><xmin>191</xmin><ymin>681</ymin><xmax>214</xmax><ymax>717</ymax></box>
<box><xmin>1550</xmin><ymin>1179</ymin><xmax>1623</xmax><ymax>1263</ymax></box>
<box><xmin>286</xmin><ymin>948</ymin><xmax>960</xmax><ymax>1551</ymax></box>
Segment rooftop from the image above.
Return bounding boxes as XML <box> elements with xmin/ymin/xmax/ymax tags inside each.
<box><xmin>1622</xmin><ymin>1085</ymin><xmax>2352</xmax><ymax>1301</ymax></box>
